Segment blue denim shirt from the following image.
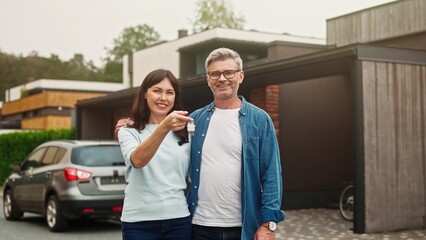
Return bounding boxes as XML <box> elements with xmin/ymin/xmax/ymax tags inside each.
<box><xmin>187</xmin><ymin>97</ymin><xmax>285</xmax><ymax>239</ymax></box>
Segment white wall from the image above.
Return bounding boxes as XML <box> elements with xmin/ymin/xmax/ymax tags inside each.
<box><xmin>122</xmin><ymin>54</ymin><xmax>131</xmax><ymax>88</ymax></box>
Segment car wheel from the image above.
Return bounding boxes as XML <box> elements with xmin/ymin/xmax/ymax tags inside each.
<box><xmin>3</xmin><ymin>189</ymin><xmax>23</xmax><ymax>220</ymax></box>
<box><xmin>46</xmin><ymin>195</ymin><xmax>68</xmax><ymax>232</ymax></box>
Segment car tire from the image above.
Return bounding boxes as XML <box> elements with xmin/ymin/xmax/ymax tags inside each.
<box><xmin>46</xmin><ymin>195</ymin><xmax>68</xmax><ymax>232</ymax></box>
<box><xmin>3</xmin><ymin>189</ymin><xmax>24</xmax><ymax>220</ymax></box>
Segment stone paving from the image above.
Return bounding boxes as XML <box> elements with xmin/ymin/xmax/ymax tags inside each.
<box><xmin>274</xmin><ymin>208</ymin><xmax>426</xmax><ymax>240</ymax></box>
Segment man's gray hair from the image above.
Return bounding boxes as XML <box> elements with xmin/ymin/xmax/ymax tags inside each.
<box><xmin>205</xmin><ymin>47</ymin><xmax>243</xmax><ymax>71</ymax></box>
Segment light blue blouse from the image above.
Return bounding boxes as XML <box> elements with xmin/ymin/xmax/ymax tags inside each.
<box><xmin>118</xmin><ymin>124</ymin><xmax>190</xmax><ymax>222</ymax></box>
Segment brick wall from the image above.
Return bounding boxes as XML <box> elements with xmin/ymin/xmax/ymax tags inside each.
<box><xmin>250</xmin><ymin>84</ymin><xmax>280</xmax><ymax>137</ymax></box>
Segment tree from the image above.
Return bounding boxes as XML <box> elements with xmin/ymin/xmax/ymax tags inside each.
<box><xmin>98</xmin><ymin>61</ymin><xmax>122</xmax><ymax>83</ymax></box>
<box><xmin>105</xmin><ymin>24</ymin><xmax>160</xmax><ymax>63</ymax></box>
<box><xmin>192</xmin><ymin>0</ymin><xmax>245</xmax><ymax>33</ymax></box>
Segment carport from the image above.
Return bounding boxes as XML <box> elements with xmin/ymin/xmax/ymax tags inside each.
<box><xmin>237</xmin><ymin>44</ymin><xmax>426</xmax><ymax>233</ymax></box>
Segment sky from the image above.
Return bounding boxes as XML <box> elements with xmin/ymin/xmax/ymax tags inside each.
<box><xmin>0</xmin><ymin>0</ymin><xmax>395</xmax><ymax>67</ymax></box>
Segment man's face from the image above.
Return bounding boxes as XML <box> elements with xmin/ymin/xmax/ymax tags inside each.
<box><xmin>206</xmin><ymin>58</ymin><xmax>244</xmax><ymax>101</ymax></box>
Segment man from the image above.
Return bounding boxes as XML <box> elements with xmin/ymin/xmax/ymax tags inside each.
<box><xmin>115</xmin><ymin>48</ymin><xmax>285</xmax><ymax>240</ymax></box>
<box><xmin>187</xmin><ymin>48</ymin><xmax>284</xmax><ymax>240</ymax></box>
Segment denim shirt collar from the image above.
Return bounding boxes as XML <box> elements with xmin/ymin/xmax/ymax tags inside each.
<box><xmin>207</xmin><ymin>95</ymin><xmax>248</xmax><ymax>116</ymax></box>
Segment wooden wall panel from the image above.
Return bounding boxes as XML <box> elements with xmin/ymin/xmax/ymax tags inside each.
<box><xmin>327</xmin><ymin>0</ymin><xmax>426</xmax><ymax>47</ymax></box>
<box><xmin>46</xmin><ymin>92</ymin><xmax>105</xmax><ymax>108</ymax></box>
<box><xmin>362</xmin><ymin>61</ymin><xmax>425</xmax><ymax>232</ymax></box>
<box><xmin>21</xmin><ymin>116</ymin><xmax>71</xmax><ymax>130</ymax></box>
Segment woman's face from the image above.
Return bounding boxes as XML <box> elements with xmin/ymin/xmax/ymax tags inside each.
<box><xmin>145</xmin><ymin>78</ymin><xmax>175</xmax><ymax>122</ymax></box>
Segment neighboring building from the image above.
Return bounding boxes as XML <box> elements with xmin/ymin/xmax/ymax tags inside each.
<box><xmin>76</xmin><ymin>0</ymin><xmax>426</xmax><ymax>234</ymax></box>
<box><xmin>123</xmin><ymin>28</ymin><xmax>326</xmax><ymax>88</ymax></box>
<box><xmin>1</xmin><ymin>79</ymin><xmax>128</xmax><ymax>130</ymax></box>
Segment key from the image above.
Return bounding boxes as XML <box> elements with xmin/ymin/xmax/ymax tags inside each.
<box><xmin>187</xmin><ymin>122</ymin><xmax>195</xmax><ymax>143</ymax></box>
<box><xmin>187</xmin><ymin>122</ymin><xmax>195</xmax><ymax>136</ymax></box>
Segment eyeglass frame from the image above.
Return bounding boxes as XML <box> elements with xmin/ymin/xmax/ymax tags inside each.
<box><xmin>206</xmin><ymin>69</ymin><xmax>241</xmax><ymax>80</ymax></box>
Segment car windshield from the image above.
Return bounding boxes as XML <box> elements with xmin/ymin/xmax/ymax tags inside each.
<box><xmin>71</xmin><ymin>145</ymin><xmax>125</xmax><ymax>167</ymax></box>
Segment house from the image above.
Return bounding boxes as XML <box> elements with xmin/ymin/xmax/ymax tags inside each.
<box><xmin>76</xmin><ymin>0</ymin><xmax>426</xmax><ymax>234</ymax></box>
<box><xmin>1</xmin><ymin>79</ymin><xmax>128</xmax><ymax>130</ymax></box>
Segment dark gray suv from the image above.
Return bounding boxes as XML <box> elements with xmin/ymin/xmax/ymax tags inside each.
<box><xmin>2</xmin><ymin>140</ymin><xmax>126</xmax><ymax>232</ymax></box>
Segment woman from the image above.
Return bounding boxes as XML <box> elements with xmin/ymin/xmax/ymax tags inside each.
<box><xmin>117</xmin><ymin>69</ymin><xmax>193</xmax><ymax>240</ymax></box>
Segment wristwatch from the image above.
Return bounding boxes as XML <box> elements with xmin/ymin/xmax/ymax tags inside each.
<box><xmin>264</xmin><ymin>221</ymin><xmax>277</xmax><ymax>232</ymax></box>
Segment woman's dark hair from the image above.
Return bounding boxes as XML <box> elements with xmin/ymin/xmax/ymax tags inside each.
<box><xmin>131</xmin><ymin>69</ymin><xmax>188</xmax><ymax>145</ymax></box>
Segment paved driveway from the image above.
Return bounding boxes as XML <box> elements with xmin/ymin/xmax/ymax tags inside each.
<box><xmin>276</xmin><ymin>208</ymin><xmax>426</xmax><ymax>240</ymax></box>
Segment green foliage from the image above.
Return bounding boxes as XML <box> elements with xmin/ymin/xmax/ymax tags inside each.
<box><xmin>192</xmin><ymin>0</ymin><xmax>245</xmax><ymax>33</ymax></box>
<box><xmin>0</xmin><ymin>128</ymin><xmax>75</xmax><ymax>185</ymax></box>
<box><xmin>20</xmin><ymin>86</ymin><xmax>29</xmax><ymax>98</ymax></box>
<box><xmin>97</xmin><ymin>61</ymin><xmax>123</xmax><ymax>82</ymax></box>
<box><xmin>105</xmin><ymin>24</ymin><xmax>160</xmax><ymax>63</ymax></box>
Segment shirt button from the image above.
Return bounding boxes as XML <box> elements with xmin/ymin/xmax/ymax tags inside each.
<box><xmin>201</xmin><ymin>134</ymin><xmax>205</xmax><ymax>137</ymax></box>
<box><xmin>207</xmin><ymin>118</ymin><xmax>210</xmax><ymax>120</ymax></box>
<box><xmin>196</xmin><ymin>169</ymin><xmax>199</xmax><ymax>172</ymax></box>
<box><xmin>194</xmin><ymin>186</ymin><xmax>197</xmax><ymax>189</ymax></box>
<box><xmin>198</xmin><ymin>151</ymin><xmax>201</xmax><ymax>154</ymax></box>
<box><xmin>192</xmin><ymin>203</ymin><xmax>195</xmax><ymax>205</ymax></box>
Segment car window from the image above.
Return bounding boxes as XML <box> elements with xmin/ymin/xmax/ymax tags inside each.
<box><xmin>41</xmin><ymin>147</ymin><xmax>58</xmax><ymax>166</ymax></box>
<box><xmin>71</xmin><ymin>145</ymin><xmax>125</xmax><ymax>167</ymax></box>
<box><xmin>22</xmin><ymin>147</ymin><xmax>47</xmax><ymax>170</ymax></box>
<box><xmin>53</xmin><ymin>147</ymin><xmax>66</xmax><ymax>164</ymax></box>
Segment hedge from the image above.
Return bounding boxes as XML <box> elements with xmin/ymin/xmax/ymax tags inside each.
<box><xmin>0</xmin><ymin>128</ymin><xmax>75</xmax><ymax>185</ymax></box>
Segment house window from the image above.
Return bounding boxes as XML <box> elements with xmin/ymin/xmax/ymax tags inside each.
<box><xmin>196</xmin><ymin>52</ymin><xmax>209</xmax><ymax>75</ymax></box>
<box><xmin>244</xmin><ymin>53</ymin><xmax>260</xmax><ymax>62</ymax></box>
<box><xmin>33</xmin><ymin>109</ymin><xmax>41</xmax><ymax>117</ymax></box>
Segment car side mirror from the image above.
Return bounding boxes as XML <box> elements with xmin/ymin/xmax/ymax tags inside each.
<box><xmin>11</xmin><ymin>164</ymin><xmax>21</xmax><ymax>173</ymax></box>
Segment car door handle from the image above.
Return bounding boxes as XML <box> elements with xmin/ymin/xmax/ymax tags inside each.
<box><xmin>27</xmin><ymin>167</ymin><xmax>34</xmax><ymax>178</ymax></box>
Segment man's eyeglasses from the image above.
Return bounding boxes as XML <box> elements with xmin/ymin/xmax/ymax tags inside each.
<box><xmin>207</xmin><ymin>69</ymin><xmax>241</xmax><ymax>80</ymax></box>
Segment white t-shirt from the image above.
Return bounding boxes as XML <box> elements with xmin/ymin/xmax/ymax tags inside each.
<box><xmin>192</xmin><ymin>108</ymin><xmax>242</xmax><ymax>227</ymax></box>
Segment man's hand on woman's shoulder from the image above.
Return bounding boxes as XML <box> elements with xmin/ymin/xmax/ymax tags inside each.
<box><xmin>115</xmin><ymin>118</ymin><xmax>135</xmax><ymax>135</ymax></box>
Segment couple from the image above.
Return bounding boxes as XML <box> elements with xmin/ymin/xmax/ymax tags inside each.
<box><xmin>116</xmin><ymin>47</ymin><xmax>285</xmax><ymax>240</ymax></box>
